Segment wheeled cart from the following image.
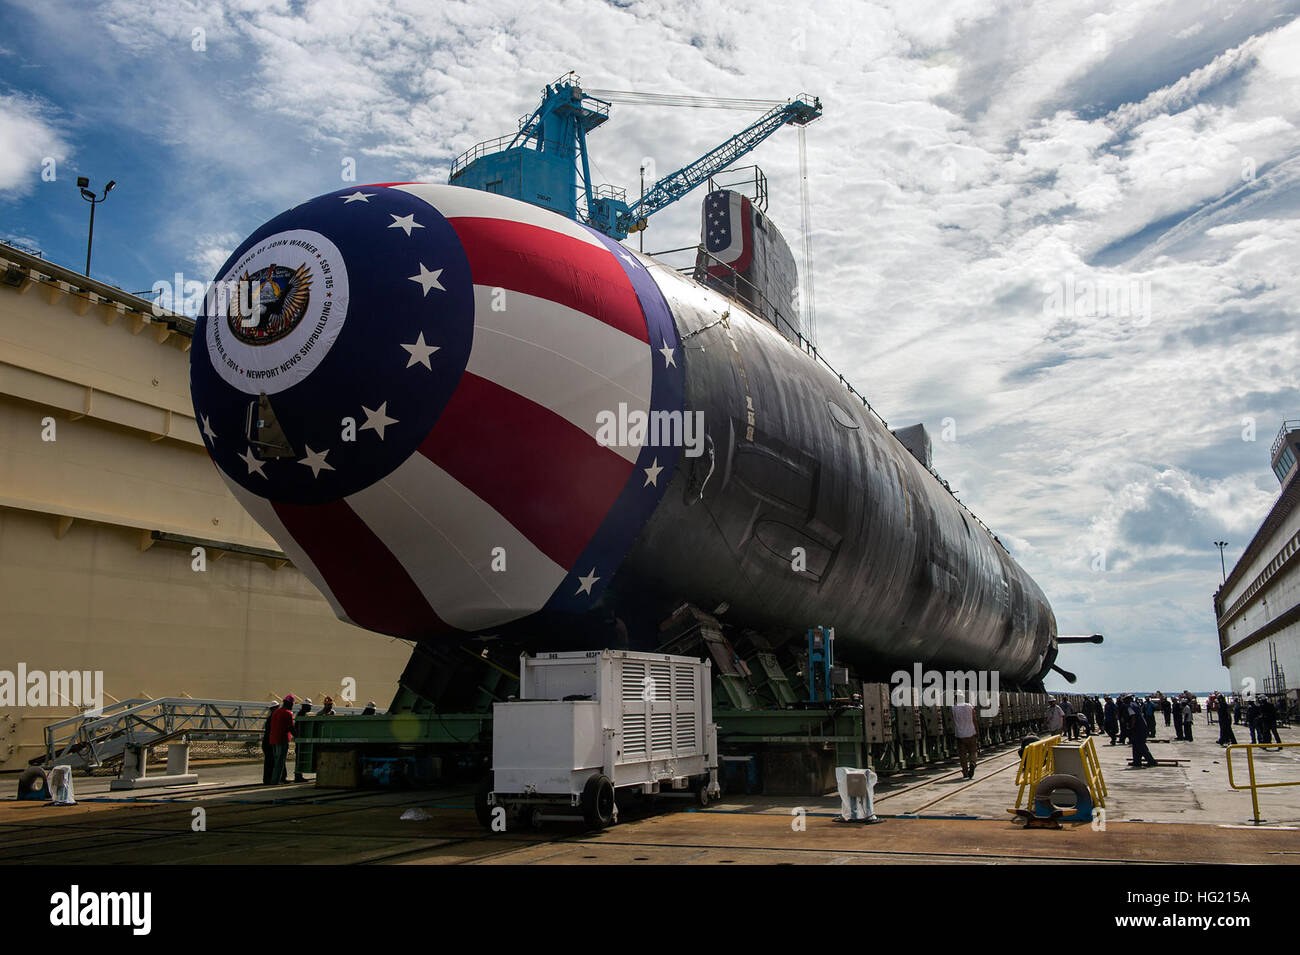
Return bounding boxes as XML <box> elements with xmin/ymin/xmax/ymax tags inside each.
<box><xmin>477</xmin><ymin>650</ymin><xmax>720</xmax><ymax>829</ymax></box>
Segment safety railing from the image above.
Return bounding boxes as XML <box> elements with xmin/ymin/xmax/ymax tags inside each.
<box><xmin>1078</xmin><ymin>736</ymin><xmax>1107</xmax><ymax>808</ymax></box>
<box><xmin>41</xmin><ymin>698</ymin><xmax>285</xmax><ymax>770</ymax></box>
<box><xmin>1014</xmin><ymin>734</ymin><xmax>1060</xmax><ymax>808</ymax></box>
<box><xmin>1225</xmin><ymin>741</ymin><xmax>1300</xmax><ymax>824</ymax></box>
<box><xmin>448</xmin><ymin>132</ymin><xmax>568</xmax><ymax>180</ymax></box>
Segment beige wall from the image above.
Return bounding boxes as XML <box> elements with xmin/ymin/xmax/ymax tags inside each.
<box><xmin>0</xmin><ymin>246</ymin><xmax>411</xmax><ymax>771</ymax></box>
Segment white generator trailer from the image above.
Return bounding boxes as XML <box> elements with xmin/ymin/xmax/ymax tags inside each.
<box><xmin>477</xmin><ymin>650</ymin><xmax>720</xmax><ymax>829</ymax></box>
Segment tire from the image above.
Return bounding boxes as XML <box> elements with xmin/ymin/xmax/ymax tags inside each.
<box><xmin>17</xmin><ymin>767</ymin><xmax>49</xmax><ymax>800</ymax></box>
<box><xmin>474</xmin><ymin>773</ymin><xmax>495</xmax><ymax>830</ymax></box>
<box><xmin>1033</xmin><ymin>773</ymin><xmax>1090</xmax><ymax>813</ymax></box>
<box><xmin>695</xmin><ymin>779</ymin><xmax>711</xmax><ymax>808</ymax></box>
<box><xmin>581</xmin><ymin>774</ymin><xmax>616</xmax><ymax>829</ymax></box>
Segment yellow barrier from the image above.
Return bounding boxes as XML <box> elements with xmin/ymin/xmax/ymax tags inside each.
<box><xmin>1079</xmin><ymin>736</ymin><xmax>1107</xmax><ymax>809</ymax></box>
<box><xmin>1014</xmin><ymin>735</ymin><xmax>1060</xmax><ymax>808</ymax></box>
<box><xmin>1225</xmin><ymin>741</ymin><xmax>1300</xmax><ymax>825</ymax></box>
<box><xmin>1013</xmin><ymin>734</ymin><xmax>1107</xmax><ymax>811</ymax></box>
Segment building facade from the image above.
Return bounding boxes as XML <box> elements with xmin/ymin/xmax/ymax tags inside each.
<box><xmin>1216</xmin><ymin>421</ymin><xmax>1300</xmax><ymax>710</ymax></box>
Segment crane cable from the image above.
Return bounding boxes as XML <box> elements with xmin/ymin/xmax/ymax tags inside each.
<box><xmin>585</xmin><ymin>89</ymin><xmax>784</xmax><ymax>111</ymax></box>
<box><xmin>799</xmin><ymin>125</ymin><xmax>816</xmax><ymax>347</ymax></box>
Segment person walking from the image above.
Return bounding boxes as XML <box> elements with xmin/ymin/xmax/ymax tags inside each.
<box><xmin>1217</xmin><ymin>692</ymin><xmax>1238</xmax><ymax>746</ymax></box>
<box><xmin>1144</xmin><ymin>697</ymin><xmax>1157</xmax><ymax>738</ymax></box>
<box><xmin>1161</xmin><ymin>695</ymin><xmax>1172</xmax><ymax>728</ymax></box>
<box><xmin>1129</xmin><ymin>698</ymin><xmax>1158</xmax><ymax>768</ymax></box>
<box><xmin>1259</xmin><ymin>698</ymin><xmax>1282</xmax><ymax>748</ymax></box>
<box><xmin>1245</xmin><ymin>699</ymin><xmax>1260</xmax><ymax>744</ymax></box>
<box><xmin>1047</xmin><ymin>699</ymin><xmax>1065</xmax><ymax>736</ymax></box>
<box><xmin>268</xmin><ymin>694</ymin><xmax>296</xmax><ymax>784</ymax></box>
<box><xmin>1117</xmin><ymin>695</ymin><xmax>1130</xmax><ymax>746</ymax></box>
<box><xmin>1182</xmin><ymin>697</ymin><xmax>1194</xmax><ymax>742</ymax></box>
<box><xmin>953</xmin><ymin>692</ymin><xmax>980</xmax><ymax>779</ymax></box>
<box><xmin>1172</xmin><ymin>697</ymin><xmax>1184</xmax><ymax>740</ymax></box>
<box><xmin>1103</xmin><ymin>696</ymin><xmax>1119</xmax><ymax>745</ymax></box>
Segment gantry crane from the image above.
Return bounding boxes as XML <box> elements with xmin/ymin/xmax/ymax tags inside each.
<box><xmin>448</xmin><ymin>72</ymin><xmax>821</xmax><ymax>241</ymax></box>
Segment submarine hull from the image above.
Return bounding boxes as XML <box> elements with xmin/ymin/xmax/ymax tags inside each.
<box><xmin>189</xmin><ymin>183</ymin><xmax>1056</xmax><ymax>688</ymax></box>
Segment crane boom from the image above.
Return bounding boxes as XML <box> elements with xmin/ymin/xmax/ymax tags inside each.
<box><xmin>610</xmin><ymin>95</ymin><xmax>822</xmax><ymax>238</ymax></box>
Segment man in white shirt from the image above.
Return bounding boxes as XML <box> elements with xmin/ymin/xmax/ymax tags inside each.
<box><xmin>952</xmin><ymin>692</ymin><xmax>980</xmax><ymax>779</ymax></box>
<box><xmin>1046</xmin><ymin>699</ymin><xmax>1065</xmax><ymax>739</ymax></box>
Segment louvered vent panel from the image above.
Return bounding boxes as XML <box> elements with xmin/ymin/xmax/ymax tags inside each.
<box><xmin>622</xmin><ymin>661</ymin><xmax>647</xmax><ymax>701</ymax></box>
<box><xmin>623</xmin><ymin>712</ymin><xmax>647</xmax><ymax>756</ymax></box>
<box><xmin>674</xmin><ymin>665</ymin><xmax>696</xmax><ymax>702</ymax></box>
<box><xmin>651</xmin><ymin>712</ymin><xmax>673</xmax><ymax>752</ymax></box>
<box><xmin>675</xmin><ymin>712</ymin><xmax>697</xmax><ymax>751</ymax></box>
<box><xmin>650</xmin><ymin>663</ymin><xmax>672</xmax><ymax>702</ymax></box>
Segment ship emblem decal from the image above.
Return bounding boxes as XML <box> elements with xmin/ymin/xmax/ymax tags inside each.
<box><xmin>228</xmin><ymin>262</ymin><xmax>312</xmax><ymax>345</ymax></box>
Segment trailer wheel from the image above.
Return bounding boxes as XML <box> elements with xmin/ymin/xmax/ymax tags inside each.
<box><xmin>474</xmin><ymin>773</ymin><xmax>495</xmax><ymax>830</ymax></box>
<box><xmin>694</xmin><ymin>779</ymin><xmax>711</xmax><ymax>808</ymax></box>
<box><xmin>582</xmin><ymin>774</ymin><xmax>616</xmax><ymax>829</ymax></box>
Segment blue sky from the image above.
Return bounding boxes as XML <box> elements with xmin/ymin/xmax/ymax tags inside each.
<box><xmin>3</xmin><ymin>0</ymin><xmax>1299</xmax><ymax>691</ymax></box>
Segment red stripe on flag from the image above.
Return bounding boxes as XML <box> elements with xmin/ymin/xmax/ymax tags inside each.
<box><xmin>419</xmin><ymin>372</ymin><xmax>634</xmax><ymax>570</ymax></box>
<box><xmin>272</xmin><ymin>497</ymin><xmax>450</xmax><ymax>640</ymax></box>
<box><xmin>449</xmin><ymin>217</ymin><xmax>649</xmax><ymax>343</ymax></box>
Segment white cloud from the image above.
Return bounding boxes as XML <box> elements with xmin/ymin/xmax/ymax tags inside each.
<box><xmin>0</xmin><ymin>93</ymin><xmax>69</xmax><ymax>196</ymax></box>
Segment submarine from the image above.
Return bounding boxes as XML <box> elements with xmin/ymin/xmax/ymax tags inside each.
<box><xmin>189</xmin><ymin>179</ymin><xmax>1062</xmax><ymax>690</ymax></box>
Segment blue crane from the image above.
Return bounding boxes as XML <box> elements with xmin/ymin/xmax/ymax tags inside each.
<box><xmin>448</xmin><ymin>72</ymin><xmax>821</xmax><ymax>241</ymax></box>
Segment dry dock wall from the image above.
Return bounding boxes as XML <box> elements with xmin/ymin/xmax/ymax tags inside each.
<box><xmin>0</xmin><ymin>244</ymin><xmax>410</xmax><ymax>772</ymax></box>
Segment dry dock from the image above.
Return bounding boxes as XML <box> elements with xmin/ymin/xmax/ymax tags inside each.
<box><xmin>4</xmin><ymin>727</ymin><xmax>1298</xmax><ymax>865</ymax></box>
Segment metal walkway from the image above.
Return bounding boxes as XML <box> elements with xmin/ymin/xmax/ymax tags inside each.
<box><xmin>39</xmin><ymin>698</ymin><xmax>282</xmax><ymax>771</ymax></box>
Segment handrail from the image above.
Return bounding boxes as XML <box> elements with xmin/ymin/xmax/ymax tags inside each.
<box><xmin>38</xmin><ymin>697</ymin><xmax>368</xmax><ymax>769</ymax></box>
<box><xmin>1225</xmin><ymin>741</ymin><xmax>1300</xmax><ymax>824</ymax></box>
<box><xmin>1014</xmin><ymin>734</ymin><xmax>1060</xmax><ymax>808</ymax></box>
<box><xmin>1271</xmin><ymin>420</ymin><xmax>1299</xmax><ymax>458</ymax></box>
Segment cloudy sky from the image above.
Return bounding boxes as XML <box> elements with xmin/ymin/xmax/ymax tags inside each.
<box><xmin>3</xmin><ymin>0</ymin><xmax>1298</xmax><ymax>691</ymax></box>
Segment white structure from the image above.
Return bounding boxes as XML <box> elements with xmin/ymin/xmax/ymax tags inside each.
<box><xmin>482</xmin><ymin>650</ymin><xmax>720</xmax><ymax>828</ymax></box>
<box><xmin>1216</xmin><ymin>421</ymin><xmax>1300</xmax><ymax>708</ymax></box>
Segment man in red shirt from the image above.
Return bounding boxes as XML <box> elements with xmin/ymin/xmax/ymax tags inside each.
<box><xmin>267</xmin><ymin>694</ymin><xmax>296</xmax><ymax>785</ymax></box>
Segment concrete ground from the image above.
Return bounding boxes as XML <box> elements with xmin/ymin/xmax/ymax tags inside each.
<box><xmin>2</xmin><ymin>721</ymin><xmax>1297</xmax><ymax>864</ymax></box>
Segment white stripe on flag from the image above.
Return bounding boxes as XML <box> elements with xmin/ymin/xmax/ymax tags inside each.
<box><xmin>217</xmin><ymin>472</ymin><xmax>355</xmax><ymax>626</ymax></box>
<box><xmin>347</xmin><ymin>453</ymin><xmax>568</xmax><ymax>631</ymax></box>
<box><xmin>466</xmin><ymin>285</ymin><xmax>650</xmax><ymax>463</ymax></box>
<box><xmin>393</xmin><ymin>183</ymin><xmax>608</xmax><ymax>249</ymax></box>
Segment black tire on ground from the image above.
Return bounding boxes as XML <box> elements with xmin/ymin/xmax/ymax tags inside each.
<box><xmin>474</xmin><ymin>773</ymin><xmax>496</xmax><ymax>830</ymax></box>
<box><xmin>1018</xmin><ymin>735</ymin><xmax>1040</xmax><ymax>759</ymax></box>
<box><xmin>1032</xmin><ymin>773</ymin><xmax>1090</xmax><ymax>813</ymax></box>
<box><xmin>581</xmin><ymin>774</ymin><xmax>616</xmax><ymax>829</ymax></box>
<box><xmin>17</xmin><ymin>767</ymin><xmax>49</xmax><ymax>799</ymax></box>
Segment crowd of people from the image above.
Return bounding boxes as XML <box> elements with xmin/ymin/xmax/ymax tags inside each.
<box><xmin>260</xmin><ymin>694</ymin><xmax>380</xmax><ymax>784</ymax></box>
<box><xmin>1043</xmin><ymin>690</ymin><xmax>1289</xmax><ymax>770</ymax></box>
